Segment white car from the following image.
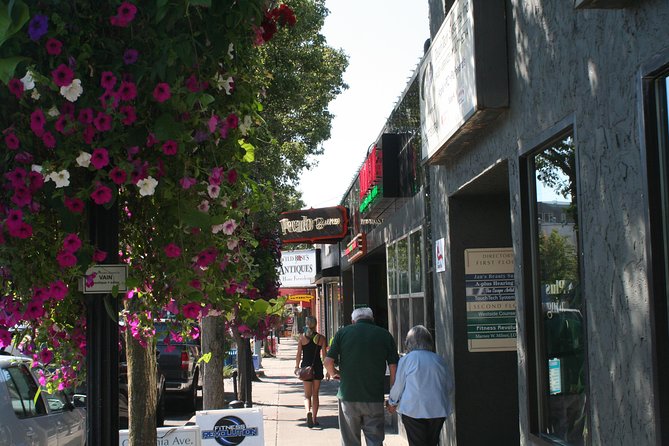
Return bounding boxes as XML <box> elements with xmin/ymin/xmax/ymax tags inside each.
<box><xmin>0</xmin><ymin>354</ymin><xmax>86</xmax><ymax>445</ymax></box>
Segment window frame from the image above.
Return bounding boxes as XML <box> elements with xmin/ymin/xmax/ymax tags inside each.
<box><xmin>640</xmin><ymin>50</ymin><xmax>669</xmax><ymax>446</ymax></box>
<box><xmin>519</xmin><ymin>119</ymin><xmax>590</xmax><ymax>445</ymax></box>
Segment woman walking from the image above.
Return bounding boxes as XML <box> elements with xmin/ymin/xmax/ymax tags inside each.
<box><xmin>386</xmin><ymin>325</ymin><xmax>454</xmax><ymax>446</ymax></box>
<box><xmin>295</xmin><ymin>316</ymin><xmax>328</xmax><ymax>427</ymax></box>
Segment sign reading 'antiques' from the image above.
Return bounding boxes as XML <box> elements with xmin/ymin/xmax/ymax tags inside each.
<box><xmin>279</xmin><ymin>249</ymin><xmax>317</xmax><ymax>288</ymax></box>
<box><xmin>279</xmin><ymin>206</ymin><xmax>348</xmax><ymax>244</ymax></box>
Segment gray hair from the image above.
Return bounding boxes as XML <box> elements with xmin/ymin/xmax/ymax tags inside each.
<box><xmin>351</xmin><ymin>307</ymin><xmax>374</xmax><ymax>322</ymax></box>
<box><xmin>405</xmin><ymin>325</ymin><xmax>434</xmax><ymax>352</ymax></box>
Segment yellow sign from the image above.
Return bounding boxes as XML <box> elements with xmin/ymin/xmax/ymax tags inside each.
<box><xmin>289</xmin><ymin>294</ymin><xmax>313</xmax><ymax>302</ymax></box>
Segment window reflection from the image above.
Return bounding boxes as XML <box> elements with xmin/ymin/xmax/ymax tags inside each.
<box><xmin>532</xmin><ymin>135</ymin><xmax>586</xmax><ymax>445</ymax></box>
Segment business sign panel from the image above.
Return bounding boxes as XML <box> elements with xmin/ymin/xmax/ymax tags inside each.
<box><xmin>79</xmin><ymin>264</ymin><xmax>128</xmax><ymax>294</ymax></box>
<box><xmin>464</xmin><ymin>248</ymin><xmax>516</xmax><ymax>352</ymax></box>
<box><xmin>420</xmin><ymin>0</ymin><xmax>508</xmax><ymax>163</ymax></box>
<box><xmin>279</xmin><ymin>249</ymin><xmax>316</xmax><ymax>288</ymax></box>
<box><xmin>197</xmin><ymin>408</ymin><xmax>264</xmax><ymax>446</ymax></box>
<box><xmin>279</xmin><ymin>206</ymin><xmax>348</xmax><ymax>244</ymax></box>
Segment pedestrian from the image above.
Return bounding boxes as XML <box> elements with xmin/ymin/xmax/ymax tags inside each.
<box><xmin>386</xmin><ymin>325</ymin><xmax>454</xmax><ymax>446</ymax></box>
<box><xmin>324</xmin><ymin>307</ymin><xmax>399</xmax><ymax>446</ymax></box>
<box><xmin>295</xmin><ymin>315</ymin><xmax>329</xmax><ymax>428</ymax></box>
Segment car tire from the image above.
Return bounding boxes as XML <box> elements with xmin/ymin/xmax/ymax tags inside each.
<box><xmin>183</xmin><ymin>368</ymin><xmax>199</xmax><ymax>413</ymax></box>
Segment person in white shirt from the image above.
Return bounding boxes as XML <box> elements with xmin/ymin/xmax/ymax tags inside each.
<box><xmin>386</xmin><ymin>325</ymin><xmax>454</xmax><ymax>446</ymax></box>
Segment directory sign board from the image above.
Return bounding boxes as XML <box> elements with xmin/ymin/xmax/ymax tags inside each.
<box><xmin>464</xmin><ymin>248</ymin><xmax>516</xmax><ymax>352</ymax></box>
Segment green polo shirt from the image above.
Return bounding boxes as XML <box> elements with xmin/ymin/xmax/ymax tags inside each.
<box><xmin>326</xmin><ymin>319</ymin><xmax>399</xmax><ymax>402</ymax></box>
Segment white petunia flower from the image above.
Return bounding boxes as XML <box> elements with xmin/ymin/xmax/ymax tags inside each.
<box><xmin>20</xmin><ymin>71</ymin><xmax>35</xmax><ymax>90</ymax></box>
<box><xmin>60</xmin><ymin>79</ymin><xmax>83</xmax><ymax>102</ymax></box>
<box><xmin>30</xmin><ymin>89</ymin><xmax>40</xmax><ymax>100</ymax></box>
<box><xmin>227</xmin><ymin>239</ymin><xmax>238</xmax><ymax>250</ymax></box>
<box><xmin>48</xmin><ymin>170</ymin><xmax>70</xmax><ymax>188</ymax></box>
<box><xmin>137</xmin><ymin>176</ymin><xmax>158</xmax><ymax>196</ymax></box>
<box><xmin>211</xmin><ymin>223</ymin><xmax>225</xmax><ymax>234</ymax></box>
<box><xmin>227</xmin><ymin>43</ymin><xmax>235</xmax><ymax>60</ymax></box>
<box><xmin>198</xmin><ymin>200</ymin><xmax>210</xmax><ymax>213</ymax></box>
<box><xmin>239</xmin><ymin>115</ymin><xmax>253</xmax><ymax>136</ymax></box>
<box><xmin>31</xmin><ymin>165</ymin><xmax>43</xmax><ymax>173</ymax></box>
<box><xmin>76</xmin><ymin>152</ymin><xmax>92</xmax><ymax>168</ymax></box>
<box><xmin>222</xmin><ymin>219</ymin><xmax>237</xmax><ymax>235</ymax></box>
<box><xmin>223</xmin><ymin>76</ymin><xmax>234</xmax><ymax>95</ymax></box>
<box><xmin>207</xmin><ymin>184</ymin><xmax>220</xmax><ymax>199</ymax></box>
<box><xmin>47</xmin><ymin>106</ymin><xmax>60</xmax><ymax>117</ymax></box>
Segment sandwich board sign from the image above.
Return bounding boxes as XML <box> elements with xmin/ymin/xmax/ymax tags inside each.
<box><xmin>196</xmin><ymin>408</ymin><xmax>264</xmax><ymax>446</ymax></box>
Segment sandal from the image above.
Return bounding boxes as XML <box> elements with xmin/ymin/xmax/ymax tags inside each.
<box><xmin>307</xmin><ymin>412</ymin><xmax>313</xmax><ymax>428</ymax></box>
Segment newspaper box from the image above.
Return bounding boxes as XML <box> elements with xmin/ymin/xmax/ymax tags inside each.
<box><xmin>196</xmin><ymin>407</ymin><xmax>264</xmax><ymax>446</ymax></box>
<box><xmin>119</xmin><ymin>425</ymin><xmax>200</xmax><ymax>446</ymax></box>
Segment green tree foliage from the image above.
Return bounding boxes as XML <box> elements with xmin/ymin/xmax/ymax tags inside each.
<box><xmin>539</xmin><ymin>229</ymin><xmax>578</xmax><ymax>285</ymax></box>
<box><xmin>254</xmin><ymin>0</ymin><xmax>348</xmax><ymax>210</ymax></box>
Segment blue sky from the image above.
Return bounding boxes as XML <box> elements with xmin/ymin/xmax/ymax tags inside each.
<box><xmin>297</xmin><ymin>1</ymin><xmax>430</xmax><ymax>209</ymax></box>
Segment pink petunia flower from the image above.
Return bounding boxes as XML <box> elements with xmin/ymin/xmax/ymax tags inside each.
<box><xmin>110</xmin><ymin>2</ymin><xmax>137</xmax><ymax>27</ymax></box>
<box><xmin>30</xmin><ymin>109</ymin><xmax>46</xmax><ymax>136</ymax></box>
<box><xmin>226</xmin><ymin>113</ymin><xmax>239</xmax><ymax>129</ymax></box>
<box><xmin>45</xmin><ymin>38</ymin><xmax>62</xmax><ymax>55</ymax></box>
<box><xmin>4</xmin><ymin>133</ymin><xmax>20</xmax><ymax>150</ymax></box>
<box><xmin>93</xmin><ymin>249</ymin><xmax>107</xmax><ymax>262</ymax></box>
<box><xmin>120</xmin><ymin>105</ymin><xmax>137</xmax><ymax>126</ymax></box>
<box><xmin>52</xmin><ymin>64</ymin><xmax>74</xmax><ymax>87</ymax></box>
<box><xmin>123</xmin><ymin>48</ymin><xmax>139</xmax><ymax>65</ymax></box>
<box><xmin>23</xmin><ymin>299</ymin><xmax>45</xmax><ymax>320</ymax></box>
<box><xmin>188</xmin><ymin>279</ymin><xmax>202</xmax><ymax>290</ymax></box>
<box><xmin>180</xmin><ymin>177</ymin><xmax>197</xmax><ymax>189</ymax></box>
<box><xmin>78</xmin><ymin>108</ymin><xmax>94</xmax><ymax>125</ymax></box>
<box><xmin>90</xmin><ymin>147</ymin><xmax>109</xmax><ymax>169</ymax></box>
<box><xmin>28</xmin><ymin>171</ymin><xmax>44</xmax><ymax>192</ymax></box>
<box><xmin>164</xmin><ymin>243</ymin><xmax>181</xmax><ymax>258</ymax></box>
<box><xmin>91</xmin><ymin>184</ymin><xmax>113</xmax><ymax>205</ymax></box>
<box><xmin>181</xmin><ymin>302</ymin><xmax>202</xmax><ymax>320</ymax></box>
<box><xmin>5</xmin><ymin>209</ymin><xmax>23</xmax><ymax>230</ymax></box>
<box><xmin>222</xmin><ymin>219</ymin><xmax>237</xmax><ymax>235</ymax></box>
<box><xmin>161</xmin><ymin>140</ymin><xmax>177</xmax><ymax>156</ymax></box>
<box><xmin>0</xmin><ymin>328</ymin><xmax>12</xmax><ymax>348</ymax></box>
<box><xmin>62</xmin><ymin>233</ymin><xmax>82</xmax><ymax>252</ymax></box>
<box><xmin>117</xmin><ymin>81</ymin><xmax>137</xmax><ymax>101</ymax></box>
<box><xmin>49</xmin><ymin>280</ymin><xmax>68</xmax><ymax>300</ymax></box>
<box><xmin>8</xmin><ymin>222</ymin><xmax>33</xmax><ymax>239</ymax></box>
<box><xmin>56</xmin><ymin>250</ymin><xmax>77</xmax><ymax>268</ymax></box>
<box><xmin>55</xmin><ymin>114</ymin><xmax>75</xmax><ymax>135</ymax></box>
<box><xmin>64</xmin><ymin>196</ymin><xmax>85</xmax><ymax>213</ymax></box>
<box><xmin>41</xmin><ymin>131</ymin><xmax>56</xmax><ymax>149</ymax></box>
<box><xmin>227</xmin><ymin>168</ymin><xmax>238</xmax><ymax>185</ymax></box>
<box><xmin>8</xmin><ymin>78</ymin><xmax>24</xmax><ymax>98</ymax></box>
<box><xmin>100</xmin><ymin>71</ymin><xmax>117</xmax><ymax>90</ymax></box>
<box><xmin>93</xmin><ymin>112</ymin><xmax>112</xmax><ymax>132</ymax></box>
<box><xmin>153</xmin><ymin>83</ymin><xmax>171</xmax><ymax>103</ymax></box>
<box><xmin>109</xmin><ymin>167</ymin><xmax>127</xmax><ymax>185</ymax></box>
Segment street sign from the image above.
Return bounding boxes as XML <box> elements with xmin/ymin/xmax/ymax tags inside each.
<box><xmin>197</xmin><ymin>408</ymin><xmax>264</xmax><ymax>446</ymax></box>
<box><xmin>119</xmin><ymin>426</ymin><xmax>201</xmax><ymax>446</ymax></box>
<box><xmin>79</xmin><ymin>264</ymin><xmax>128</xmax><ymax>294</ymax></box>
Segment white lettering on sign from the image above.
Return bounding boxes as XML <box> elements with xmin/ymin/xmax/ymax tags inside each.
<box><xmin>279</xmin><ymin>216</ymin><xmax>341</xmax><ymax>235</ymax></box>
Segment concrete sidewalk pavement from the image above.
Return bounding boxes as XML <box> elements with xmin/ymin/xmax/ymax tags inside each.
<box><xmin>253</xmin><ymin>337</ymin><xmax>407</xmax><ymax>446</ymax></box>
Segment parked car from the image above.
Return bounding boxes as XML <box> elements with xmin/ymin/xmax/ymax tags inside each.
<box><xmin>154</xmin><ymin>321</ymin><xmax>201</xmax><ymax>412</ymax></box>
<box><xmin>0</xmin><ymin>353</ymin><xmax>86</xmax><ymax>446</ymax></box>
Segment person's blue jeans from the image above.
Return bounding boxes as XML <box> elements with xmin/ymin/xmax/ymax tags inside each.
<box><xmin>338</xmin><ymin>400</ymin><xmax>385</xmax><ymax>446</ymax></box>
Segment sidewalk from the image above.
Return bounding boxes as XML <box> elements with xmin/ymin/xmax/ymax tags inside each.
<box><xmin>252</xmin><ymin>337</ymin><xmax>406</xmax><ymax>446</ymax></box>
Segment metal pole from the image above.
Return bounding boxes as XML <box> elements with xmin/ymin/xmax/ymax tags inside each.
<box><xmin>86</xmin><ymin>200</ymin><xmax>119</xmax><ymax>446</ymax></box>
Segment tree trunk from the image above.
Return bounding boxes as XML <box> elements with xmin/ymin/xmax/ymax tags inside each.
<box><xmin>125</xmin><ymin>328</ymin><xmax>157</xmax><ymax>446</ymax></box>
<box><xmin>201</xmin><ymin>316</ymin><xmax>227</xmax><ymax>409</ymax></box>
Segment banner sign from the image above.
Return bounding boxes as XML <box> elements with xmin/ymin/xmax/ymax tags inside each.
<box><xmin>464</xmin><ymin>248</ymin><xmax>516</xmax><ymax>352</ymax></box>
<box><xmin>279</xmin><ymin>250</ymin><xmax>316</xmax><ymax>288</ymax></box>
<box><xmin>119</xmin><ymin>426</ymin><xmax>200</xmax><ymax>446</ymax></box>
<box><xmin>197</xmin><ymin>408</ymin><xmax>264</xmax><ymax>446</ymax></box>
<box><xmin>79</xmin><ymin>264</ymin><xmax>128</xmax><ymax>294</ymax></box>
<box><xmin>279</xmin><ymin>206</ymin><xmax>348</xmax><ymax>244</ymax></box>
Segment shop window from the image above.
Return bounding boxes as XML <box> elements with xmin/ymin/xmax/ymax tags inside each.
<box><xmin>387</xmin><ymin>228</ymin><xmax>426</xmax><ymax>352</ymax></box>
<box><xmin>642</xmin><ymin>64</ymin><xmax>669</xmax><ymax>445</ymax></box>
<box><xmin>522</xmin><ymin>130</ymin><xmax>587</xmax><ymax>445</ymax></box>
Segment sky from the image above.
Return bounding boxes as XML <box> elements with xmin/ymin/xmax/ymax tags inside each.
<box><xmin>296</xmin><ymin>1</ymin><xmax>430</xmax><ymax>209</ymax></box>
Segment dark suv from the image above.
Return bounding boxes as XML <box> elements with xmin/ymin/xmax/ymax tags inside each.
<box><xmin>154</xmin><ymin>322</ymin><xmax>201</xmax><ymax>412</ymax></box>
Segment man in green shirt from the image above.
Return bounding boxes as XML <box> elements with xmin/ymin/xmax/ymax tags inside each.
<box><xmin>324</xmin><ymin>307</ymin><xmax>399</xmax><ymax>446</ymax></box>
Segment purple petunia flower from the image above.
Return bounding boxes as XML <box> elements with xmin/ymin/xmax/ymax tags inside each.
<box><xmin>123</xmin><ymin>49</ymin><xmax>139</xmax><ymax>65</ymax></box>
<box><xmin>28</xmin><ymin>15</ymin><xmax>48</xmax><ymax>41</ymax></box>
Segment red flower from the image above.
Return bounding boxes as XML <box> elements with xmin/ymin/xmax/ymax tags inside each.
<box><xmin>118</xmin><ymin>81</ymin><xmax>137</xmax><ymax>101</ymax></box>
<box><xmin>78</xmin><ymin>108</ymin><xmax>94</xmax><ymax>125</ymax></box>
<box><xmin>110</xmin><ymin>2</ymin><xmax>137</xmax><ymax>27</ymax></box>
<box><xmin>62</xmin><ymin>233</ymin><xmax>82</xmax><ymax>253</ymax></box>
<box><xmin>30</xmin><ymin>109</ymin><xmax>46</xmax><ymax>136</ymax></box>
<box><xmin>91</xmin><ymin>184</ymin><xmax>113</xmax><ymax>205</ymax></box>
<box><xmin>8</xmin><ymin>78</ymin><xmax>24</xmax><ymax>98</ymax></box>
<box><xmin>226</xmin><ymin>113</ymin><xmax>239</xmax><ymax>129</ymax></box>
<box><xmin>41</xmin><ymin>131</ymin><xmax>56</xmax><ymax>149</ymax></box>
<box><xmin>45</xmin><ymin>38</ymin><xmax>63</xmax><ymax>55</ymax></box>
<box><xmin>100</xmin><ymin>71</ymin><xmax>117</xmax><ymax>90</ymax></box>
<box><xmin>120</xmin><ymin>105</ymin><xmax>137</xmax><ymax>126</ymax></box>
<box><xmin>153</xmin><ymin>83</ymin><xmax>171</xmax><ymax>103</ymax></box>
<box><xmin>93</xmin><ymin>112</ymin><xmax>112</xmax><ymax>132</ymax></box>
<box><xmin>52</xmin><ymin>64</ymin><xmax>74</xmax><ymax>87</ymax></box>
<box><xmin>93</xmin><ymin>249</ymin><xmax>107</xmax><ymax>262</ymax></box>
